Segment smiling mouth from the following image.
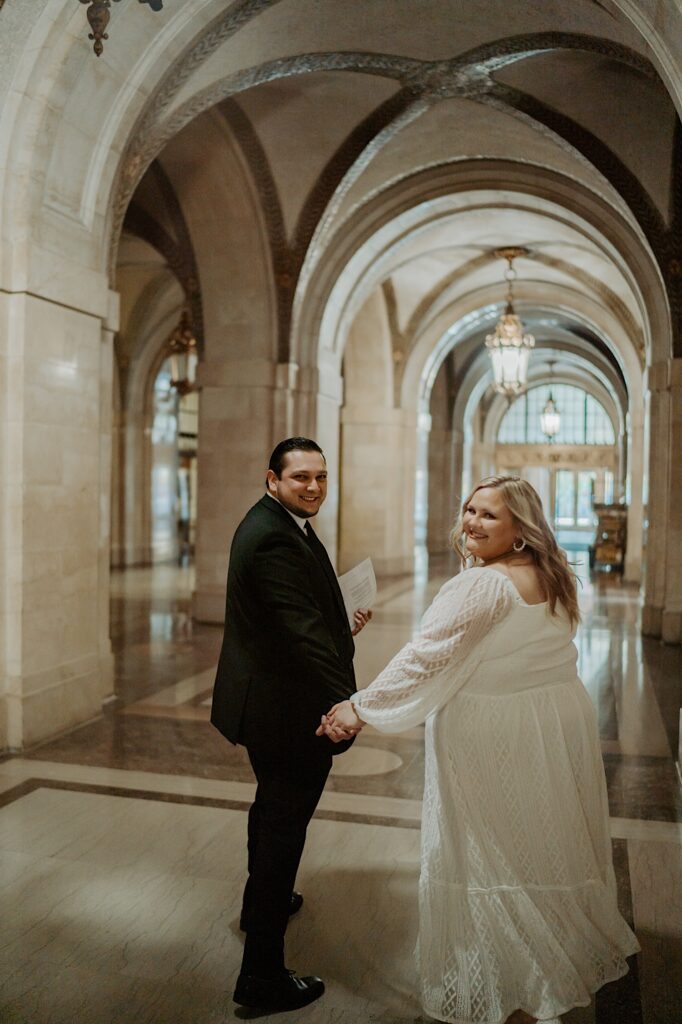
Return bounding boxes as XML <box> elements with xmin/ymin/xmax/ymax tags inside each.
<box><xmin>468</xmin><ymin>532</ymin><xmax>487</xmax><ymax>539</ymax></box>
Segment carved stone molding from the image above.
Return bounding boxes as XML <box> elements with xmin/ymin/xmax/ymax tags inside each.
<box><xmin>123</xmin><ymin>160</ymin><xmax>204</xmax><ymax>352</ymax></box>
<box><xmin>402</xmin><ymin>60</ymin><xmax>493</xmax><ymax>100</ymax></box>
<box><xmin>294</xmin><ymin>92</ymin><xmax>431</xmax><ymax>303</ymax></box>
<box><xmin>496</xmin><ymin>443</ymin><xmax>618</xmax><ymax>470</ymax></box>
<box><xmin>106</xmin><ymin>25</ymin><xmax>676</xmax><ymax>354</ymax></box>
<box><xmin>217</xmin><ymin>100</ymin><xmax>290</xmax><ymax>361</ymax></box>
<box><xmin>110</xmin><ymin>31</ymin><xmax>659</xmax><ymax>269</ymax></box>
<box><xmin>108</xmin><ymin>0</ymin><xmax>281</xmax><ymax>274</ymax></box>
<box><xmin>109</xmin><ymin>31</ymin><xmax>657</xmax><ymax>236</ymax></box>
<box><xmin>291</xmin><ymin>88</ymin><xmax>421</xmax><ymax>276</ymax></box>
<box><xmin>216</xmin><ymin>91</ymin><xmax>423</xmax><ymax>363</ymax></box>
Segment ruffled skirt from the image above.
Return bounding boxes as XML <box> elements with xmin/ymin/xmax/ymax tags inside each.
<box><xmin>419</xmin><ymin>680</ymin><xmax>639</xmax><ymax>1023</ymax></box>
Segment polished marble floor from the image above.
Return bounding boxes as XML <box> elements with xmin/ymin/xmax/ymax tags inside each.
<box><xmin>1</xmin><ymin>554</ymin><xmax>681</xmax><ymax>1024</ymax></box>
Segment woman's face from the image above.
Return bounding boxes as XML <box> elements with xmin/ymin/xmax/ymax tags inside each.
<box><xmin>463</xmin><ymin>486</ymin><xmax>519</xmax><ymax>562</ymax></box>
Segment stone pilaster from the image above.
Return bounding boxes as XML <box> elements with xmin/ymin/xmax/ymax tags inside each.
<box><xmin>192</xmin><ymin>358</ymin><xmax>278</xmax><ymax>623</ymax></box>
<box><xmin>0</xmin><ymin>289</ymin><xmax>115</xmax><ymax>751</ymax></box>
<box><xmin>339</xmin><ymin>404</ymin><xmax>417</xmax><ymax>576</ymax></box>
<box><xmin>642</xmin><ymin>360</ymin><xmax>673</xmax><ymax>639</ymax></box>
<box><xmin>661</xmin><ymin>359</ymin><xmax>682</xmax><ymax>642</ymax></box>
<box><xmin>624</xmin><ymin>406</ymin><xmax>644</xmax><ymax>584</ymax></box>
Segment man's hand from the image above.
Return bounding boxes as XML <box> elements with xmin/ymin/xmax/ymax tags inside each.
<box><xmin>315</xmin><ymin>714</ymin><xmax>353</xmax><ymax>742</ymax></box>
<box><xmin>351</xmin><ymin>608</ymin><xmax>373</xmax><ymax>636</ymax></box>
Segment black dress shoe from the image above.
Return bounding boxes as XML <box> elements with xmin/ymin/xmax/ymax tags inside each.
<box><xmin>233</xmin><ymin>969</ymin><xmax>325</xmax><ymax>1010</ymax></box>
<box><xmin>289</xmin><ymin>890</ymin><xmax>303</xmax><ymax>918</ymax></box>
<box><xmin>239</xmin><ymin>891</ymin><xmax>304</xmax><ymax>931</ymax></box>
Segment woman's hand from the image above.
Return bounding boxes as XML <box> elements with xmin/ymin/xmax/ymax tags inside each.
<box><xmin>315</xmin><ymin>700</ymin><xmax>364</xmax><ymax>741</ymax></box>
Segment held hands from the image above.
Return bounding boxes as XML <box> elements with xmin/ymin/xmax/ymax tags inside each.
<box><xmin>351</xmin><ymin>607</ymin><xmax>373</xmax><ymax>636</ymax></box>
<box><xmin>315</xmin><ymin>700</ymin><xmax>364</xmax><ymax>742</ymax></box>
<box><xmin>314</xmin><ymin>609</ymin><xmax>371</xmax><ymax>742</ymax></box>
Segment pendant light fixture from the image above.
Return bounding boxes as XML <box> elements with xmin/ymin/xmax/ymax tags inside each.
<box><xmin>485</xmin><ymin>247</ymin><xmax>535</xmax><ymax>396</ymax></box>
<box><xmin>540</xmin><ymin>359</ymin><xmax>561</xmax><ymax>442</ymax></box>
<box><xmin>167</xmin><ymin>310</ymin><xmax>199</xmax><ymax>397</ymax></box>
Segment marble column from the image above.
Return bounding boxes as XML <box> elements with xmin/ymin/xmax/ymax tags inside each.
<box><xmin>311</xmin><ymin>365</ymin><xmax>344</xmax><ymax>566</ymax></box>
<box><xmin>0</xmin><ymin>289</ymin><xmax>116</xmax><ymax>752</ymax></box>
<box><xmin>99</xmin><ymin>311</ymin><xmax>116</xmax><ymax>700</ymax></box>
<box><xmin>642</xmin><ymin>359</ymin><xmax>676</xmax><ymax>640</ymax></box>
<box><xmin>192</xmin><ymin>359</ymin><xmax>277</xmax><ymax>624</ymax></box>
<box><xmin>118</xmin><ymin>409</ymin><xmax>153</xmax><ymax>566</ymax></box>
<box><xmin>661</xmin><ymin>359</ymin><xmax>682</xmax><ymax>643</ymax></box>
<box><xmin>427</xmin><ymin>426</ymin><xmax>456</xmax><ymax>554</ymax></box>
<box><xmin>624</xmin><ymin>406</ymin><xmax>644</xmax><ymax>584</ymax></box>
<box><xmin>339</xmin><ymin>404</ymin><xmax>417</xmax><ymax>576</ymax></box>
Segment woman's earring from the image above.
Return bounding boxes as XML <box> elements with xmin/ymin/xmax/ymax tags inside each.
<box><xmin>512</xmin><ymin>538</ymin><xmax>526</xmax><ymax>552</ymax></box>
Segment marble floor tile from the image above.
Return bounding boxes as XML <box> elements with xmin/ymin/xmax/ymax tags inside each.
<box><xmin>4</xmin><ymin>562</ymin><xmax>681</xmax><ymax>1023</ymax></box>
<box><xmin>330</xmin><ymin>745</ymin><xmax>404</xmax><ymax>777</ymax></box>
<box><xmin>0</xmin><ymin>781</ymin><xmax>652</xmax><ymax>1024</ymax></box>
<box><xmin>0</xmin><ymin>784</ymin><xmax>633</xmax><ymax>1024</ymax></box>
<box><xmin>129</xmin><ymin>668</ymin><xmax>215</xmax><ymax>707</ymax></box>
<box><xmin>609</xmin><ymin>817</ymin><xmax>682</xmax><ymax>844</ymax></box>
<box><xmin>0</xmin><ymin>787</ymin><xmax>426</xmax><ymax>1024</ymax></box>
<box><xmin>628</xmin><ymin>838</ymin><xmax>682</xmax><ymax>1024</ymax></box>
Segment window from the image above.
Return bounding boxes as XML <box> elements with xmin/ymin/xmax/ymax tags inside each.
<box><xmin>498</xmin><ymin>384</ymin><xmax>615</xmax><ymax>445</ymax></box>
<box><xmin>555</xmin><ymin>470</ymin><xmax>575</xmax><ymax>525</ymax></box>
<box><xmin>603</xmin><ymin>471</ymin><xmax>614</xmax><ymax>505</ymax></box>
<box><xmin>576</xmin><ymin>471</ymin><xmax>596</xmax><ymax>525</ymax></box>
<box><xmin>555</xmin><ymin>469</ymin><xmax>597</xmax><ymax>527</ymax></box>
<box><xmin>151</xmin><ymin>360</ymin><xmax>177</xmax><ymax>445</ymax></box>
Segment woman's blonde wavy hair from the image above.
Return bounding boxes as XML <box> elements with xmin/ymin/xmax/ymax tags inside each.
<box><xmin>451</xmin><ymin>475</ymin><xmax>580</xmax><ymax>625</ymax></box>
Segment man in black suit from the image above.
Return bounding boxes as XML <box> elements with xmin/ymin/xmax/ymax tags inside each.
<box><xmin>211</xmin><ymin>437</ymin><xmax>371</xmax><ymax>1011</ymax></box>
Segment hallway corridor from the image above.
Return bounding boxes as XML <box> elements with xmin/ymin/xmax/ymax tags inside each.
<box><xmin>1</xmin><ymin>561</ymin><xmax>680</xmax><ymax>1024</ymax></box>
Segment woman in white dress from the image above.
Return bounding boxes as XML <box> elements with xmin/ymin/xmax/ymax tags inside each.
<box><xmin>320</xmin><ymin>476</ymin><xmax>639</xmax><ymax>1024</ymax></box>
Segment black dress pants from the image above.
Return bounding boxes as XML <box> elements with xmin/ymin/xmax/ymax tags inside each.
<box><xmin>240</xmin><ymin>746</ymin><xmax>332</xmax><ymax>977</ymax></box>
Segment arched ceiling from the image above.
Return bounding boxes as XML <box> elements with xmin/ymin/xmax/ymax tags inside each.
<box><xmin>1</xmin><ymin>0</ymin><xmax>678</xmax><ymax>364</ymax></box>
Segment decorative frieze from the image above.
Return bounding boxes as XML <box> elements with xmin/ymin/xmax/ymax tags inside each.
<box><xmin>496</xmin><ymin>443</ymin><xmax>618</xmax><ymax>470</ymax></box>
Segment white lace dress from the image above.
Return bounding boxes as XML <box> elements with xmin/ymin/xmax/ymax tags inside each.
<box><xmin>352</xmin><ymin>567</ymin><xmax>639</xmax><ymax>1024</ymax></box>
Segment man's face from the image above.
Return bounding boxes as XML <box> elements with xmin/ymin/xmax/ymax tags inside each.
<box><xmin>267</xmin><ymin>450</ymin><xmax>328</xmax><ymax>519</ymax></box>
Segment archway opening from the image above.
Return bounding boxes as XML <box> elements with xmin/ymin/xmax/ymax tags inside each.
<box><xmin>150</xmin><ymin>358</ymin><xmax>199</xmax><ymax>564</ymax></box>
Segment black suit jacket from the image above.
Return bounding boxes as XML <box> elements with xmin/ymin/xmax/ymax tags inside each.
<box><xmin>211</xmin><ymin>495</ymin><xmax>356</xmax><ymax>757</ymax></box>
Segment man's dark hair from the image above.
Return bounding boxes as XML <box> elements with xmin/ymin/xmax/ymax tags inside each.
<box><xmin>268</xmin><ymin>437</ymin><xmax>325</xmax><ymax>479</ymax></box>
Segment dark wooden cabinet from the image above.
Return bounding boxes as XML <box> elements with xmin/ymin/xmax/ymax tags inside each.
<box><xmin>589</xmin><ymin>504</ymin><xmax>627</xmax><ymax>572</ymax></box>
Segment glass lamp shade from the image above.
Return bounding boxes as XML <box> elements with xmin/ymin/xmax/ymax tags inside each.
<box><xmin>485</xmin><ymin>310</ymin><xmax>535</xmax><ymax>396</ymax></box>
<box><xmin>168</xmin><ymin>313</ymin><xmax>198</xmax><ymax>396</ymax></box>
<box><xmin>541</xmin><ymin>393</ymin><xmax>561</xmax><ymax>439</ymax></box>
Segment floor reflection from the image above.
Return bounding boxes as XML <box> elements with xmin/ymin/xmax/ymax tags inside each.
<box><xmin>4</xmin><ymin>555</ymin><xmax>680</xmax><ymax>1024</ymax></box>
<box><xmin>17</xmin><ymin>557</ymin><xmax>681</xmax><ymax>820</ymax></box>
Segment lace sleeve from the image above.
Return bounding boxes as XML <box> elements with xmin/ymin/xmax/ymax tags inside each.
<box><xmin>352</xmin><ymin>568</ymin><xmax>515</xmax><ymax>732</ymax></box>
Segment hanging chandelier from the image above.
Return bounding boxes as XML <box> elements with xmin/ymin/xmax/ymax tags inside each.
<box><xmin>79</xmin><ymin>1</ymin><xmax>164</xmax><ymax>58</ymax></box>
<box><xmin>485</xmin><ymin>247</ymin><xmax>535</xmax><ymax>397</ymax></box>
<box><xmin>540</xmin><ymin>359</ymin><xmax>561</xmax><ymax>442</ymax></box>
<box><xmin>167</xmin><ymin>311</ymin><xmax>199</xmax><ymax>397</ymax></box>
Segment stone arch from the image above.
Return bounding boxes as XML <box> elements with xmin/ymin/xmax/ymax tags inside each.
<box><xmin>295</xmin><ymin>161</ymin><xmax>668</xmax><ymax>373</ymax></box>
<box><xmin>405</xmin><ymin>285</ymin><xmax>644</xmax><ymax>582</ymax></box>
<box><xmin>299</xmin><ymin>161</ymin><xmax>662</xmax><ymax>583</ymax></box>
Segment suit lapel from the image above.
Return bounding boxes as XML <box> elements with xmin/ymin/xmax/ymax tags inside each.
<box><xmin>257</xmin><ymin>495</ymin><xmax>349</xmax><ymax>633</ymax></box>
<box><xmin>304</xmin><ymin>524</ymin><xmax>349</xmax><ymax>626</ymax></box>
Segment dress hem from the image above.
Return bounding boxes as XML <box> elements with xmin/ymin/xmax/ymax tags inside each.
<box><xmin>421</xmin><ymin>941</ymin><xmax>639</xmax><ymax>1024</ymax></box>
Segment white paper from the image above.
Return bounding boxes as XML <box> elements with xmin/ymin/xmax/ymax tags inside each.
<box><xmin>337</xmin><ymin>558</ymin><xmax>377</xmax><ymax>628</ymax></box>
